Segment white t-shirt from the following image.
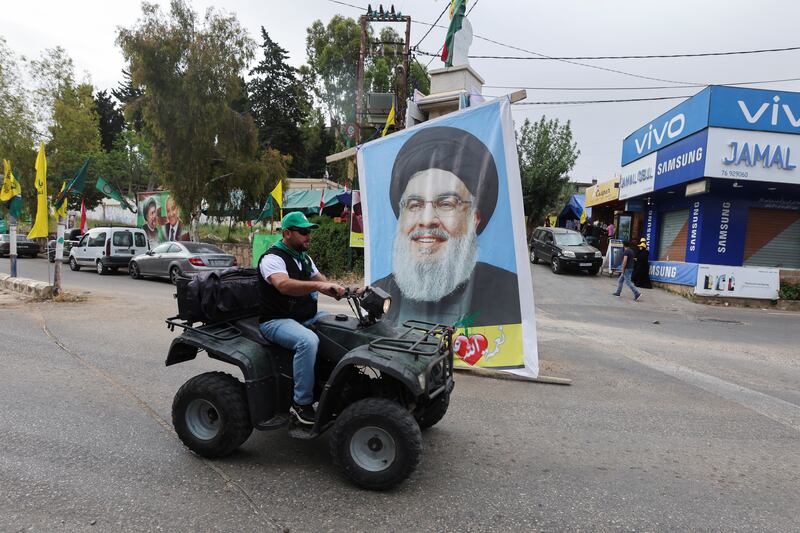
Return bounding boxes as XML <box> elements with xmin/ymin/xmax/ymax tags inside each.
<box><xmin>259</xmin><ymin>252</ymin><xmax>319</xmax><ymax>285</ymax></box>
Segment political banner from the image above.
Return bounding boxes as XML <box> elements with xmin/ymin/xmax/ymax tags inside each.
<box><xmin>357</xmin><ymin>98</ymin><xmax>538</xmax><ymax>376</ymax></box>
<box><xmin>136</xmin><ymin>191</ymin><xmax>190</xmax><ymax>247</ymax></box>
<box><xmin>695</xmin><ymin>264</ymin><xmax>779</xmax><ymax>299</ymax></box>
<box><xmin>349</xmin><ymin>190</ymin><xmax>365</xmax><ymax>247</ymax></box>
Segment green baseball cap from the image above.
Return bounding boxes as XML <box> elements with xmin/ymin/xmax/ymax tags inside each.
<box><xmin>280</xmin><ymin>211</ymin><xmax>319</xmax><ymax>230</ymax></box>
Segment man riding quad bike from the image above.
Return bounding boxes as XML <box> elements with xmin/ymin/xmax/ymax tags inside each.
<box><xmin>165</xmin><ymin>281</ymin><xmax>455</xmax><ymax>490</ymax></box>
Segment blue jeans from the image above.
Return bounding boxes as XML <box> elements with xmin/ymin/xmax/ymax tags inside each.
<box><xmin>614</xmin><ymin>268</ymin><xmax>641</xmax><ymax>298</ymax></box>
<box><xmin>259</xmin><ymin>311</ymin><xmax>328</xmax><ymax>405</ymax></box>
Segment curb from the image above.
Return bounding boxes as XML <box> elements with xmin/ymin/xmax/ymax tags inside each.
<box><xmin>0</xmin><ymin>273</ymin><xmax>54</xmax><ymax>299</ymax></box>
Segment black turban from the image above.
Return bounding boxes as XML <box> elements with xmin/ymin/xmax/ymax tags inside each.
<box><xmin>389</xmin><ymin>126</ymin><xmax>499</xmax><ymax>235</ymax></box>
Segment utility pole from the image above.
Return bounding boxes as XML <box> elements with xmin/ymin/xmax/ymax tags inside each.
<box><xmin>355</xmin><ymin>4</ymin><xmax>412</xmax><ymax>145</ymax></box>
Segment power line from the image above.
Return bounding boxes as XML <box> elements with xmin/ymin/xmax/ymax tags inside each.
<box><xmin>417</xmin><ymin>44</ymin><xmax>800</xmax><ymax>61</ymax></box>
<box><xmin>414</xmin><ymin>3</ymin><xmax>448</xmax><ymax>49</ymax></box>
<box><xmin>485</xmin><ymin>76</ymin><xmax>800</xmax><ymax>91</ymax></box>
<box><xmin>512</xmin><ymin>95</ymin><xmax>693</xmax><ymax>105</ymax></box>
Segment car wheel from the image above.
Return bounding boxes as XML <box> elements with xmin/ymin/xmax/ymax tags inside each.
<box><xmin>330</xmin><ymin>398</ymin><xmax>422</xmax><ymax>491</ymax></box>
<box><xmin>172</xmin><ymin>372</ymin><xmax>253</xmax><ymax>459</ymax></box>
<box><xmin>169</xmin><ymin>266</ymin><xmax>181</xmax><ymax>285</ymax></box>
<box><xmin>129</xmin><ymin>262</ymin><xmax>142</xmax><ymax>279</ymax></box>
<box><xmin>96</xmin><ymin>260</ymin><xmax>108</xmax><ymax>275</ymax></box>
<box><xmin>530</xmin><ymin>250</ymin><xmax>538</xmax><ymax>264</ymax></box>
<box><xmin>551</xmin><ymin>256</ymin><xmax>562</xmax><ymax>274</ymax></box>
<box><xmin>69</xmin><ymin>256</ymin><xmax>81</xmax><ymax>271</ymax></box>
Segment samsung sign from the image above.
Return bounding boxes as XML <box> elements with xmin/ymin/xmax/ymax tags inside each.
<box><xmin>622</xmin><ymin>86</ymin><xmax>800</xmax><ymax>167</ymax></box>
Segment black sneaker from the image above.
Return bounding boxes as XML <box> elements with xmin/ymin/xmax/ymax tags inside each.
<box><xmin>290</xmin><ymin>403</ymin><xmax>316</xmax><ymax>425</ymax></box>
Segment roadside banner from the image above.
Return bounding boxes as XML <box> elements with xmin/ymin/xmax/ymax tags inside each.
<box><xmin>251</xmin><ymin>233</ymin><xmax>282</xmax><ymax>267</ymax></box>
<box><xmin>649</xmin><ymin>261</ymin><xmax>699</xmax><ymax>285</ymax></box>
<box><xmin>136</xmin><ymin>191</ymin><xmax>189</xmax><ymax>247</ymax></box>
<box><xmin>357</xmin><ymin>98</ymin><xmax>538</xmax><ymax>376</ymax></box>
<box><xmin>695</xmin><ymin>264</ymin><xmax>779</xmax><ymax>299</ymax></box>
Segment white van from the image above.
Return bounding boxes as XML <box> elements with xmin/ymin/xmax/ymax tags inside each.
<box><xmin>69</xmin><ymin>226</ymin><xmax>150</xmax><ymax>275</ymax></box>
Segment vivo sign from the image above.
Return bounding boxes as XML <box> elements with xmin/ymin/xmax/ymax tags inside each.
<box><xmin>709</xmin><ymin>86</ymin><xmax>800</xmax><ymax>134</ymax></box>
<box><xmin>621</xmin><ymin>88</ymin><xmax>711</xmax><ymax>166</ymax></box>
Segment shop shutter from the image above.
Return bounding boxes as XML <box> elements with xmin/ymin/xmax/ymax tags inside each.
<box><xmin>658</xmin><ymin>209</ymin><xmax>689</xmax><ymax>261</ymax></box>
<box><xmin>743</xmin><ymin>209</ymin><xmax>800</xmax><ymax>268</ymax></box>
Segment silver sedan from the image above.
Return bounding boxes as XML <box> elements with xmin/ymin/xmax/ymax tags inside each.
<box><xmin>129</xmin><ymin>241</ymin><xmax>237</xmax><ymax>284</ymax></box>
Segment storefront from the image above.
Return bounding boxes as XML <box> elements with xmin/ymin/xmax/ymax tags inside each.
<box><xmin>618</xmin><ymin>85</ymin><xmax>800</xmax><ymax>297</ymax></box>
<box><xmin>583</xmin><ymin>177</ymin><xmax>621</xmax><ymax>253</ymax></box>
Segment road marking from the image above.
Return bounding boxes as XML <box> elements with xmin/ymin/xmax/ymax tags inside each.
<box><xmin>624</xmin><ymin>348</ymin><xmax>800</xmax><ymax>434</ymax></box>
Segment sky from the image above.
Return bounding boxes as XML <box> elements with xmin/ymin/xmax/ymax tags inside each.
<box><xmin>3</xmin><ymin>0</ymin><xmax>800</xmax><ymax>183</ymax></box>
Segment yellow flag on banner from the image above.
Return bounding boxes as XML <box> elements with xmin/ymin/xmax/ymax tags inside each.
<box><xmin>381</xmin><ymin>104</ymin><xmax>396</xmax><ymax>137</ymax></box>
<box><xmin>1</xmin><ymin>159</ymin><xmax>22</xmax><ymax>201</ymax></box>
<box><xmin>55</xmin><ymin>182</ymin><xmax>68</xmax><ymax>218</ymax></box>
<box><xmin>28</xmin><ymin>142</ymin><xmax>49</xmax><ymax>238</ymax></box>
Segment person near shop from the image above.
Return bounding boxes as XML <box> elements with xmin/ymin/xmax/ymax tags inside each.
<box><xmin>632</xmin><ymin>238</ymin><xmax>652</xmax><ymax>289</ymax></box>
<box><xmin>607</xmin><ymin>222</ymin><xmax>615</xmax><ymax>238</ymax></box>
<box><xmin>612</xmin><ymin>240</ymin><xmax>642</xmax><ymax>301</ymax></box>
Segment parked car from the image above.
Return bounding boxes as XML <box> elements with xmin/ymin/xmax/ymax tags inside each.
<box><xmin>530</xmin><ymin>227</ymin><xmax>603</xmax><ymax>275</ymax></box>
<box><xmin>48</xmin><ymin>228</ymin><xmax>84</xmax><ymax>263</ymax></box>
<box><xmin>129</xmin><ymin>241</ymin><xmax>236</xmax><ymax>284</ymax></box>
<box><xmin>69</xmin><ymin>226</ymin><xmax>149</xmax><ymax>275</ymax></box>
<box><xmin>0</xmin><ymin>234</ymin><xmax>40</xmax><ymax>258</ymax></box>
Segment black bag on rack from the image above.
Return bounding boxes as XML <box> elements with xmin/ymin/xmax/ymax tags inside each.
<box><xmin>176</xmin><ymin>267</ymin><xmax>261</xmax><ymax>323</ymax></box>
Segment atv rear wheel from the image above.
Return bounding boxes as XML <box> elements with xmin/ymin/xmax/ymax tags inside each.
<box><xmin>330</xmin><ymin>398</ymin><xmax>421</xmax><ymax>491</ymax></box>
<box><xmin>415</xmin><ymin>392</ymin><xmax>450</xmax><ymax>430</ymax></box>
<box><xmin>172</xmin><ymin>372</ymin><xmax>252</xmax><ymax>458</ymax></box>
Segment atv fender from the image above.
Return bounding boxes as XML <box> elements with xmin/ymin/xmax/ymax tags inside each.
<box><xmin>315</xmin><ymin>345</ymin><xmax>426</xmax><ymax>426</ymax></box>
<box><xmin>166</xmin><ymin>330</ymin><xmax>285</xmax><ymax>427</ymax></box>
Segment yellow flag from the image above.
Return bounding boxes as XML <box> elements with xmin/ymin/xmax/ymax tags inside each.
<box><xmin>1</xmin><ymin>159</ymin><xmax>22</xmax><ymax>201</ymax></box>
<box><xmin>580</xmin><ymin>209</ymin><xmax>587</xmax><ymax>225</ymax></box>
<box><xmin>55</xmin><ymin>182</ymin><xmax>68</xmax><ymax>218</ymax></box>
<box><xmin>270</xmin><ymin>180</ymin><xmax>282</xmax><ymax>208</ymax></box>
<box><xmin>28</xmin><ymin>142</ymin><xmax>49</xmax><ymax>238</ymax></box>
<box><xmin>381</xmin><ymin>104</ymin><xmax>396</xmax><ymax>137</ymax></box>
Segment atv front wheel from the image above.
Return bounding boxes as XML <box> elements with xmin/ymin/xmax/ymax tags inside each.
<box><xmin>330</xmin><ymin>398</ymin><xmax>422</xmax><ymax>490</ymax></box>
<box><xmin>415</xmin><ymin>392</ymin><xmax>450</xmax><ymax>430</ymax></box>
<box><xmin>172</xmin><ymin>372</ymin><xmax>252</xmax><ymax>458</ymax></box>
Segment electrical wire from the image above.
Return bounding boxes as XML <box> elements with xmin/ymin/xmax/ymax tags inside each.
<box><xmin>416</xmin><ymin>44</ymin><xmax>800</xmax><ymax>61</ymax></box>
<box><xmin>485</xmin><ymin>76</ymin><xmax>800</xmax><ymax>92</ymax></box>
<box><xmin>512</xmin><ymin>95</ymin><xmax>693</xmax><ymax>105</ymax></box>
<box><xmin>413</xmin><ymin>3</ymin><xmax>448</xmax><ymax>49</ymax></box>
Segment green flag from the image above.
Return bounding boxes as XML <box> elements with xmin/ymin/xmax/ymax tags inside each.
<box><xmin>441</xmin><ymin>0</ymin><xmax>467</xmax><ymax>67</ymax></box>
<box><xmin>53</xmin><ymin>157</ymin><xmax>90</xmax><ymax>211</ymax></box>
<box><xmin>95</xmin><ymin>176</ymin><xmax>137</xmax><ymax>213</ymax></box>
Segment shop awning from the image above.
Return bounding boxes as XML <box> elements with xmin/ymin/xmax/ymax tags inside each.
<box><xmin>557</xmin><ymin>194</ymin><xmax>591</xmax><ymax>225</ymax></box>
<box><xmin>283</xmin><ymin>188</ymin><xmax>345</xmax><ymax>214</ymax></box>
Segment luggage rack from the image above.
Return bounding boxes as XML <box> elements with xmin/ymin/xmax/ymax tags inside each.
<box><xmin>368</xmin><ymin>320</ymin><xmax>454</xmax><ymax>360</ymax></box>
<box><xmin>165</xmin><ymin>316</ymin><xmax>243</xmax><ymax>342</ymax></box>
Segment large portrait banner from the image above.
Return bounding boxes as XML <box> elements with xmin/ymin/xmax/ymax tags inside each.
<box><xmin>136</xmin><ymin>191</ymin><xmax>190</xmax><ymax>247</ymax></box>
<box><xmin>357</xmin><ymin>99</ymin><xmax>538</xmax><ymax>376</ymax></box>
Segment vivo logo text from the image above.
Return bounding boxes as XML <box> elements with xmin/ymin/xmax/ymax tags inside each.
<box><xmin>634</xmin><ymin>114</ymin><xmax>686</xmax><ymax>155</ymax></box>
<box><xmin>738</xmin><ymin>95</ymin><xmax>800</xmax><ymax>129</ymax></box>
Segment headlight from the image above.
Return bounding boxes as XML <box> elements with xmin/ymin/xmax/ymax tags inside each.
<box><xmin>361</xmin><ymin>286</ymin><xmax>392</xmax><ymax>319</ymax></box>
<box><xmin>417</xmin><ymin>373</ymin><xmax>426</xmax><ymax>391</ymax></box>
<box><xmin>595</xmin><ymin>251</ymin><xmax>602</xmax><ymax>258</ymax></box>
<box><xmin>383</xmin><ymin>297</ymin><xmax>391</xmax><ymax>314</ymax></box>
<box><xmin>562</xmin><ymin>250</ymin><xmax>576</xmax><ymax>258</ymax></box>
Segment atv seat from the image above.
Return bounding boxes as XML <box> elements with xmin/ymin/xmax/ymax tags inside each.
<box><xmin>234</xmin><ymin>316</ymin><xmax>271</xmax><ymax>347</ymax></box>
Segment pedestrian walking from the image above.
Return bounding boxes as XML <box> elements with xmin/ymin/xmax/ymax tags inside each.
<box><xmin>613</xmin><ymin>240</ymin><xmax>642</xmax><ymax>301</ymax></box>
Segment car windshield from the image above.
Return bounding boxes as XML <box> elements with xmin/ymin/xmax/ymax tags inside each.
<box><xmin>555</xmin><ymin>233</ymin><xmax>586</xmax><ymax>246</ymax></box>
<box><xmin>182</xmin><ymin>242</ymin><xmax>224</xmax><ymax>254</ymax></box>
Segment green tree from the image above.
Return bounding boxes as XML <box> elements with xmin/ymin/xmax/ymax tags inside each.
<box><xmin>0</xmin><ymin>37</ymin><xmax>37</xmax><ymax>215</ymax></box>
<box><xmin>516</xmin><ymin>116</ymin><xmax>580</xmax><ymax>234</ymax></box>
<box><xmin>248</xmin><ymin>29</ymin><xmax>309</xmax><ymax>164</ymax></box>
<box><xmin>117</xmin><ymin>0</ymin><xmax>273</xmax><ymax>238</ymax></box>
<box><xmin>112</xmin><ymin>70</ymin><xmax>145</xmax><ymax>132</ymax></box>
<box><xmin>94</xmin><ymin>90</ymin><xmax>125</xmax><ymax>152</ymax></box>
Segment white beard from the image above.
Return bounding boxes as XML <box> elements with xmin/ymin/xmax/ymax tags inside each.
<box><xmin>392</xmin><ymin>215</ymin><xmax>478</xmax><ymax>302</ymax></box>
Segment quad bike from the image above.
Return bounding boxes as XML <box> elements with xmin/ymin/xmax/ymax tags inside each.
<box><xmin>165</xmin><ymin>287</ymin><xmax>455</xmax><ymax>490</ymax></box>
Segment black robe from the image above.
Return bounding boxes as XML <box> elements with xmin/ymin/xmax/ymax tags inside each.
<box><xmin>373</xmin><ymin>262</ymin><xmax>522</xmax><ymax>327</ymax></box>
<box><xmin>632</xmin><ymin>248</ymin><xmax>652</xmax><ymax>289</ymax></box>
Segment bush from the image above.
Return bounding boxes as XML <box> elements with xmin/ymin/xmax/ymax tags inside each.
<box><xmin>307</xmin><ymin>216</ymin><xmax>363</xmax><ymax>278</ymax></box>
<box><xmin>779</xmin><ymin>281</ymin><xmax>800</xmax><ymax>300</ymax></box>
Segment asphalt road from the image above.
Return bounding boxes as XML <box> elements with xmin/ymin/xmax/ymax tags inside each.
<box><xmin>2</xmin><ymin>257</ymin><xmax>799</xmax><ymax>531</ymax></box>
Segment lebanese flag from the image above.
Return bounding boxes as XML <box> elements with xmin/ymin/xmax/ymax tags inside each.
<box><xmin>79</xmin><ymin>199</ymin><xmax>87</xmax><ymax>233</ymax></box>
<box><xmin>319</xmin><ymin>192</ymin><xmax>325</xmax><ymax>215</ymax></box>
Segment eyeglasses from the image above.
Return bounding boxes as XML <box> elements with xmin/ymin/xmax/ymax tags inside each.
<box><xmin>290</xmin><ymin>227</ymin><xmax>312</xmax><ymax>236</ymax></box>
<box><xmin>399</xmin><ymin>194</ymin><xmax>472</xmax><ymax>216</ymax></box>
